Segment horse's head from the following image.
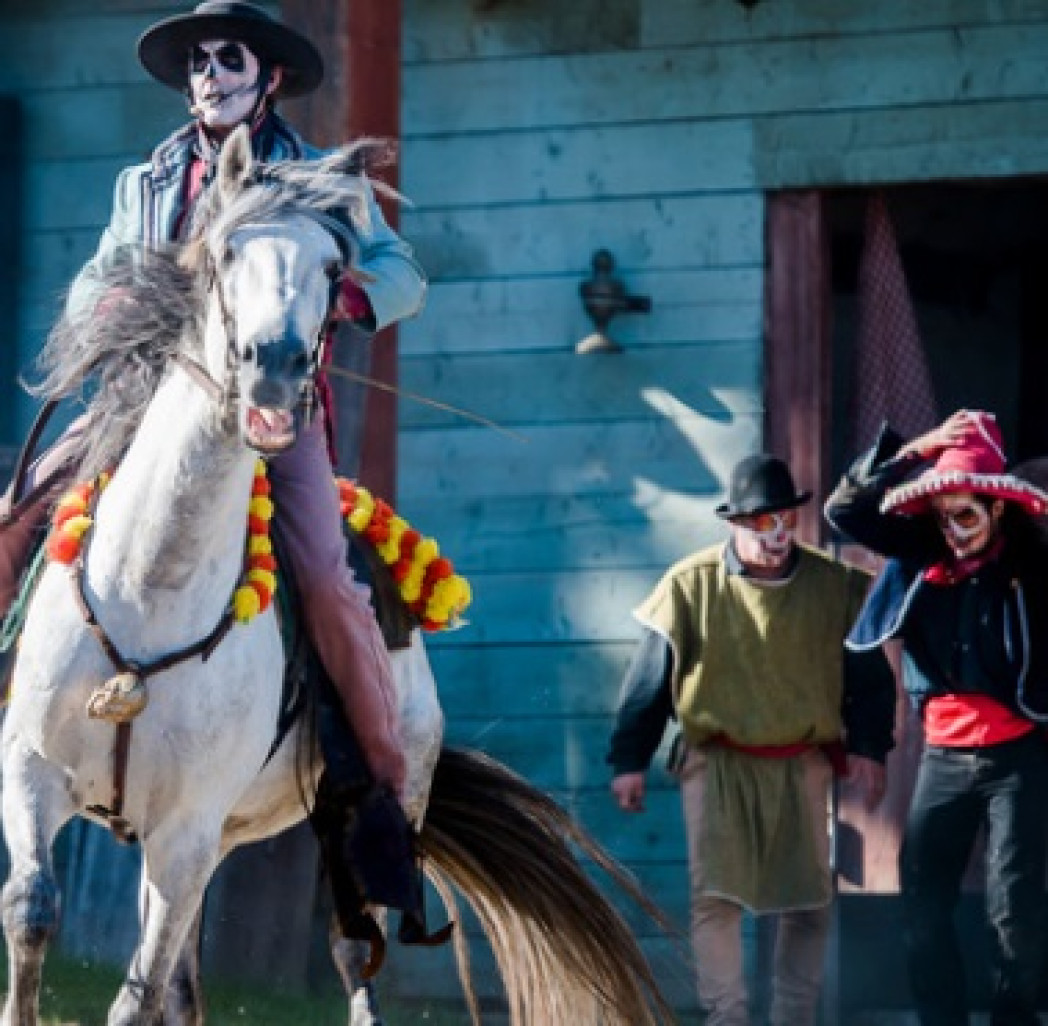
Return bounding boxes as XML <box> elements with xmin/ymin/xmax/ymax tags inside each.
<box><xmin>194</xmin><ymin>126</ymin><xmax>377</xmax><ymax>455</ymax></box>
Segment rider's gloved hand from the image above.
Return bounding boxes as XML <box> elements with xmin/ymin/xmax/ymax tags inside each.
<box><xmin>333</xmin><ymin>278</ymin><xmax>373</xmax><ymax>324</ymax></box>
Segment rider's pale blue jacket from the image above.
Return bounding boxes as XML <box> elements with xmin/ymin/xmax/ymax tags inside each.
<box><xmin>67</xmin><ymin>112</ymin><xmax>427</xmax><ymax>328</ymax></box>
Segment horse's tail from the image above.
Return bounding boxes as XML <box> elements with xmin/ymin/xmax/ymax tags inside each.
<box><xmin>419</xmin><ymin>745</ymin><xmax>678</xmax><ymax>1026</ymax></box>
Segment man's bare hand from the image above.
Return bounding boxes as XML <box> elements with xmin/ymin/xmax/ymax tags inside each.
<box><xmin>899</xmin><ymin>410</ymin><xmax>982</xmax><ymax>461</ymax></box>
<box><xmin>846</xmin><ymin>755</ymin><xmax>887</xmax><ymax>811</ymax></box>
<box><xmin>611</xmin><ymin>772</ymin><xmax>646</xmax><ymax>813</ymax></box>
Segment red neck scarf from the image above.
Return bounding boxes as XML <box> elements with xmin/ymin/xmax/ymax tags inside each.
<box><xmin>923</xmin><ymin>536</ymin><xmax>1005</xmax><ymax>586</ymax></box>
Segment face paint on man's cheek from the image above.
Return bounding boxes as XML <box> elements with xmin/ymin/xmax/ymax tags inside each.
<box><xmin>188</xmin><ymin>41</ymin><xmax>263</xmax><ymax>128</ymax></box>
<box><xmin>940</xmin><ymin>504</ymin><xmax>992</xmax><ymax>553</ymax></box>
<box><xmin>738</xmin><ymin>516</ymin><xmax>796</xmax><ymax>558</ymax></box>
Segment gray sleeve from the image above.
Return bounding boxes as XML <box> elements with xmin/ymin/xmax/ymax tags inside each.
<box><xmin>606</xmin><ymin>627</ymin><xmax>675</xmax><ymax>775</ymax></box>
<box><xmin>65</xmin><ymin>165</ymin><xmax>144</xmax><ymax>320</ymax></box>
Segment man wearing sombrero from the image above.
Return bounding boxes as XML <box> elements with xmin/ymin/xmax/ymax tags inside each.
<box><xmin>607</xmin><ymin>453</ymin><xmax>896</xmax><ymax>1026</ymax></box>
<box><xmin>0</xmin><ymin>3</ymin><xmax>424</xmax><ymax>844</ymax></box>
<box><xmin>826</xmin><ymin>409</ymin><xmax>1048</xmax><ymax>1026</ymax></box>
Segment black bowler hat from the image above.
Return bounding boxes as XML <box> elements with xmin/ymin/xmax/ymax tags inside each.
<box><xmin>715</xmin><ymin>454</ymin><xmax>812</xmax><ymax>519</ymax></box>
<box><xmin>138</xmin><ymin>1</ymin><xmax>324</xmax><ymax>99</ymax></box>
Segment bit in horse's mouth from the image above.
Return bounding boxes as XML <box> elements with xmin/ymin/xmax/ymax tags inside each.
<box><xmin>246</xmin><ymin>406</ymin><xmax>296</xmax><ymax>453</ymax></box>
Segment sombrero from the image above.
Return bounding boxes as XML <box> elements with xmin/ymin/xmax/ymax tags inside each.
<box><xmin>881</xmin><ymin>411</ymin><xmax>1048</xmax><ymax>517</ymax></box>
<box><xmin>138</xmin><ymin>1</ymin><xmax>323</xmax><ymax>99</ymax></box>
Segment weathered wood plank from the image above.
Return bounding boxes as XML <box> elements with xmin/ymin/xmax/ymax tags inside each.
<box><xmin>2</xmin><ymin>2</ymin><xmax>185</xmax><ymax>19</ymax></box>
<box><xmin>399</xmin><ymin>413</ymin><xmax>760</xmax><ymax>502</ymax></box>
<box><xmin>403</xmin><ymin>24</ymin><xmax>1048</xmax><ymax>135</ymax></box>
<box><xmin>416</xmin><ymin>566</ymin><xmax>687</xmax><ymax>645</ymax></box>
<box><xmin>755</xmin><ymin>97</ymin><xmax>1048</xmax><ymax>187</ymax></box>
<box><xmin>0</xmin><ymin>13</ymin><xmax>159</xmax><ymax>93</ymax></box>
<box><xmin>402</xmin><ymin>193</ymin><xmax>764</xmax><ymax>280</ymax></box>
<box><xmin>573</xmin><ymin>787</ymin><xmax>688</xmax><ymax>864</ymax></box>
<box><xmin>642</xmin><ymin>0</ymin><xmax>1048</xmax><ymax>49</ymax></box>
<box><xmin>400</xmin><ymin>269</ymin><xmax>762</xmax><ymax>355</ymax></box>
<box><xmin>429</xmin><ymin>641</ymin><xmax>635</xmax><ymax>717</ymax></box>
<box><xmin>402</xmin><ymin>0</ymin><xmax>1048</xmax><ymax>61</ymax></box>
<box><xmin>16</xmin><ymin>86</ymin><xmax>182</xmax><ymax>161</ymax></box>
<box><xmin>397</xmin><ymin>491</ymin><xmax>727</xmax><ymax>574</ymax></box>
<box><xmin>403</xmin><ymin>0</ymin><xmax>642</xmax><ymax>63</ymax></box>
<box><xmin>401</xmin><ymin>119</ymin><xmax>756</xmax><ymax>207</ymax></box>
<box><xmin>443</xmin><ymin>713</ymin><xmax>675</xmax><ymax>791</ymax></box>
<box><xmin>24</xmin><ymin>158</ymin><xmax>131</xmax><ymax>232</ymax></box>
<box><xmin>399</xmin><ymin>344</ymin><xmax>761</xmax><ymax>430</ymax></box>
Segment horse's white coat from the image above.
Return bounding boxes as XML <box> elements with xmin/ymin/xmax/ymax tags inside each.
<box><xmin>0</xmin><ymin>130</ymin><xmax>443</xmax><ymax>1026</ymax></box>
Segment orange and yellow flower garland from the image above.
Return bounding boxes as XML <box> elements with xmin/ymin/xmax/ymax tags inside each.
<box><xmin>46</xmin><ymin>465</ymin><xmax>466</xmax><ymax>632</ymax></box>
<box><xmin>232</xmin><ymin>459</ymin><xmax>277</xmax><ymax>623</ymax></box>
<box><xmin>47</xmin><ymin>460</ymin><xmax>277</xmax><ymax>626</ymax></box>
<box><xmin>336</xmin><ymin>477</ymin><xmax>471</xmax><ymax>631</ymax></box>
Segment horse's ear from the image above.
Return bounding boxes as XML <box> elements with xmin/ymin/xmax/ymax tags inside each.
<box><xmin>217</xmin><ymin>125</ymin><xmax>254</xmax><ymax>205</ymax></box>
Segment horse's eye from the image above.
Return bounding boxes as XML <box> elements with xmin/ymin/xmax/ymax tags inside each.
<box><xmin>324</xmin><ymin>260</ymin><xmax>341</xmax><ymax>282</ymax></box>
<box><xmin>241</xmin><ymin>343</ymin><xmax>255</xmax><ymax>363</ymax></box>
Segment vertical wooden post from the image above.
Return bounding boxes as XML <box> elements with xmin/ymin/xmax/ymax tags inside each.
<box><xmin>763</xmin><ymin>190</ymin><xmax>832</xmax><ymax>547</ymax></box>
<box><xmin>345</xmin><ymin>0</ymin><xmax>403</xmax><ymax>503</ymax></box>
<box><xmin>282</xmin><ymin>0</ymin><xmax>403</xmax><ymax>500</ymax></box>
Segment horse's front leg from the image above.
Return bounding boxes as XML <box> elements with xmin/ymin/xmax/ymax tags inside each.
<box><xmin>106</xmin><ymin>822</ymin><xmax>220</xmax><ymax>1026</ymax></box>
<box><xmin>161</xmin><ymin>905</ymin><xmax>205</xmax><ymax>1026</ymax></box>
<box><xmin>0</xmin><ymin>743</ymin><xmax>76</xmax><ymax>1026</ymax></box>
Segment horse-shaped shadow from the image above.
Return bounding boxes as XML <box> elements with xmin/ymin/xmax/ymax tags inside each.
<box><xmin>0</xmin><ymin>127</ymin><xmax>674</xmax><ymax>1026</ymax></box>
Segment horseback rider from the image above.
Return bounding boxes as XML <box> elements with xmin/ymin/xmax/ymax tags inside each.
<box><xmin>0</xmin><ymin>1</ymin><xmax>425</xmax><ymax>800</ymax></box>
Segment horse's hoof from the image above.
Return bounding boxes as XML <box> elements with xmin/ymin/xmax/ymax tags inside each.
<box><xmin>86</xmin><ymin>672</ymin><xmax>148</xmax><ymax>723</ymax></box>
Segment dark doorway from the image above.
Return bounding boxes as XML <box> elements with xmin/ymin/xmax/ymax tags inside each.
<box><xmin>826</xmin><ymin>180</ymin><xmax>1048</xmax><ymax>475</ymax></box>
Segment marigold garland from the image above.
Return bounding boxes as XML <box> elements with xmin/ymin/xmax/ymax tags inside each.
<box><xmin>47</xmin><ymin>460</ymin><xmax>276</xmax><ymax>626</ymax></box>
<box><xmin>336</xmin><ymin>477</ymin><xmax>471</xmax><ymax>631</ymax></box>
<box><xmin>232</xmin><ymin>459</ymin><xmax>277</xmax><ymax>623</ymax></box>
<box><xmin>46</xmin><ymin>475</ymin><xmax>111</xmax><ymax>565</ymax></box>
<box><xmin>46</xmin><ymin>465</ymin><xmax>465</xmax><ymax>632</ymax></box>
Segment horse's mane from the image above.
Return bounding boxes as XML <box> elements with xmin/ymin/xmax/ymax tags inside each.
<box><xmin>30</xmin><ymin>139</ymin><xmax>396</xmax><ymax>481</ymax></box>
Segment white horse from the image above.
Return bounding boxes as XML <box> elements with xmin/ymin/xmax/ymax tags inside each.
<box><xmin>0</xmin><ymin>128</ymin><xmax>673</xmax><ymax>1026</ymax></box>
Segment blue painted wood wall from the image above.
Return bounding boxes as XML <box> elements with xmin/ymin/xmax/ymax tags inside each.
<box><xmin>390</xmin><ymin>0</ymin><xmax>1048</xmax><ymax>1009</ymax></box>
<box><xmin>5</xmin><ymin>0</ymin><xmax>1048</xmax><ymax>1015</ymax></box>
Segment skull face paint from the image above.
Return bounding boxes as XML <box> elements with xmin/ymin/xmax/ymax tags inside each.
<box><xmin>188</xmin><ymin>40</ymin><xmax>267</xmax><ymax>132</ymax></box>
<box><xmin>930</xmin><ymin>493</ymin><xmax>1003</xmax><ymax>560</ymax></box>
<box><xmin>732</xmin><ymin>509</ymin><xmax>798</xmax><ymax>572</ymax></box>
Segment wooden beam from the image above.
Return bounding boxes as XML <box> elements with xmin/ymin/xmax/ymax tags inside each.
<box><xmin>764</xmin><ymin>190</ymin><xmax>832</xmax><ymax>546</ymax></box>
<box><xmin>282</xmin><ymin>0</ymin><xmax>403</xmax><ymax>500</ymax></box>
<box><xmin>346</xmin><ymin>0</ymin><xmax>403</xmax><ymax>503</ymax></box>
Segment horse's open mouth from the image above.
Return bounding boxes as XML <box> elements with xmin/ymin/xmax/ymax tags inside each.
<box><xmin>245</xmin><ymin>406</ymin><xmax>296</xmax><ymax>453</ymax></box>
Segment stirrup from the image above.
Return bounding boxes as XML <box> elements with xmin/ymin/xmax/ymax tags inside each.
<box><xmin>86</xmin><ymin>671</ymin><xmax>148</xmax><ymax>723</ymax></box>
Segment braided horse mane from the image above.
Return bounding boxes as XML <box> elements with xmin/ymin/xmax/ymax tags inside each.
<box><xmin>29</xmin><ymin>139</ymin><xmax>397</xmax><ymax>483</ymax></box>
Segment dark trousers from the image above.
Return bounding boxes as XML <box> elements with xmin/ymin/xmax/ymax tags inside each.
<box><xmin>900</xmin><ymin>732</ymin><xmax>1048</xmax><ymax>1026</ymax></box>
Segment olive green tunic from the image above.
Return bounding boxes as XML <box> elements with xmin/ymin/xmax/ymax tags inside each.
<box><xmin>636</xmin><ymin>543</ymin><xmax>870</xmax><ymax>909</ymax></box>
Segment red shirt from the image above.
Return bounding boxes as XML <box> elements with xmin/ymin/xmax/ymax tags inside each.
<box><xmin>924</xmin><ymin>693</ymin><xmax>1035</xmax><ymax>747</ymax></box>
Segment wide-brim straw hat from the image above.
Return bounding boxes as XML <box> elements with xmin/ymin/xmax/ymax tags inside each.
<box><xmin>138</xmin><ymin>1</ymin><xmax>323</xmax><ymax>99</ymax></box>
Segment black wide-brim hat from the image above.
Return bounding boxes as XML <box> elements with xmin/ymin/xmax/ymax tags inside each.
<box><xmin>715</xmin><ymin>453</ymin><xmax>812</xmax><ymax>518</ymax></box>
<box><xmin>138</xmin><ymin>1</ymin><xmax>324</xmax><ymax>99</ymax></box>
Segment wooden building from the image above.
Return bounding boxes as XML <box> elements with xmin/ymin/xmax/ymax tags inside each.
<box><xmin>3</xmin><ymin>0</ymin><xmax>1048</xmax><ymax>1019</ymax></box>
